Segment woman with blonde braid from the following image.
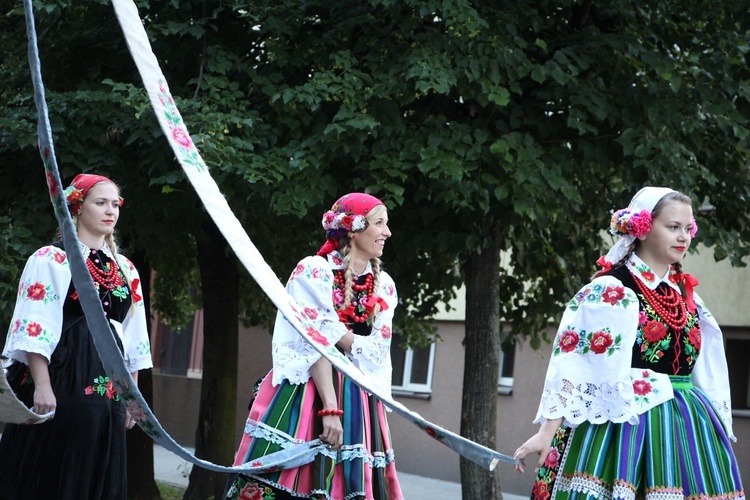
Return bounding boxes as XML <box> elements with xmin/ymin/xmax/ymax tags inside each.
<box><xmin>0</xmin><ymin>174</ymin><xmax>152</xmax><ymax>499</ymax></box>
<box><xmin>513</xmin><ymin>187</ymin><xmax>744</xmax><ymax>499</ymax></box>
<box><xmin>226</xmin><ymin>193</ymin><xmax>404</xmax><ymax>500</ymax></box>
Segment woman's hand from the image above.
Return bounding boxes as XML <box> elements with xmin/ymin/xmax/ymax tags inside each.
<box><xmin>125</xmin><ymin>410</ymin><xmax>136</xmax><ymax>430</ymax></box>
<box><xmin>319</xmin><ymin>413</ymin><xmax>344</xmax><ymax>450</ymax></box>
<box><xmin>28</xmin><ymin>352</ymin><xmax>56</xmax><ymax>416</ymax></box>
<box><xmin>513</xmin><ymin>418</ymin><xmax>562</xmax><ymax>474</ymax></box>
<box><xmin>32</xmin><ymin>383</ymin><xmax>56</xmax><ymax>416</ymax></box>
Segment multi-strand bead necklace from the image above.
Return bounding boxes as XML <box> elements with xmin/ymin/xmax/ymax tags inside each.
<box><xmin>86</xmin><ymin>251</ymin><xmax>124</xmax><ymax>291</ymax></box>
<box><xmin>333</xmin><ymin>271</ymin><xmax>375</xmax><ymax>323</ymax></box>
<box><xmin>631</xmin><ymin>272</ymin><xmax>688</xmax><ymax>331</ymax></box>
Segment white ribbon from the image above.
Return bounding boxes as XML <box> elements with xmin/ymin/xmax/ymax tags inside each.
<box><xmin>8</xmin><ymin>0</ymin><xmax>517</xmax><ymax>473</ymax></box>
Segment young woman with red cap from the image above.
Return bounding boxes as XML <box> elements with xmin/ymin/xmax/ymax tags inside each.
<box><xmin>0</xmin><ymin>174</ymin><xmax>152</xmax><ymax>499</ymax></box>
<box><xmin>513</xmin><ymin>187</ymin><xmax>744</xmax><ymax>500</ymax></box>
<box><xmin>225</xmin><ymin>193</ymin><xmax>404</xmax><ymax>500</ymax></box>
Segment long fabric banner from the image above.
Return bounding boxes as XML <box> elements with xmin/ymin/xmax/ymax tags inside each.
<box><xmin>11</xmin><ymin>0</ymin><xmax>517</xmax><ymax>473</ymax></box>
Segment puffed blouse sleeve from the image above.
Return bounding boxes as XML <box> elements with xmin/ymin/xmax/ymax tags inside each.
<box><xmin>3</xmin><ymin>246</ymin><xmax>72</xmax><ymax>365</ymax></box>
<box><xmin>117</xmin><ymin>256</ymin><xmax>153</xmax><ymax>373</ymax></box>
<box><xmin>271</xmin><ymin>255</ymin><xmax>350</xmax><ymax>387</ymax></box>
<box><xmin>691</xmin><ymin>292</ymin><xmax>735</xmax><ymax>440</ymax></box>
<box><xmin>533</xmin><ymin>275</ymin><xmax>641</xmax><ymax>427</ymax></box>
<box><xmin>349</xmin><ymin>270</ymin><xmax>398</xmax><ymax>399</ymax></box>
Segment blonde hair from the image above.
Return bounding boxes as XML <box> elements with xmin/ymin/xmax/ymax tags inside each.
<box><xmin>335</xmin><ymin>205</ymin><xmax>386</xmax><ymax>319</ymax></box>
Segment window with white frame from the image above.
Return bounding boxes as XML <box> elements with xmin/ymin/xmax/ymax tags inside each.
<box><xmin>391</xmin><ymin>336</ymin><xmax>435</xmax><ymax>394</ymax></box>
<box><xmin>725</xmin><ymin>334</ymin><xmax>750</xmax><ymax>412</ymax></box>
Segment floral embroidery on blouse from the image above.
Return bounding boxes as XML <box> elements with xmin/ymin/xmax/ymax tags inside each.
<box><xmin>19</xmin><ymin>280</ymin><xmax>60</xmax><ymax>305</ymax></box>
<box><xmin>84</xmin><ymin>375</ymin><xmax>120</xmax><ymax>401</ymax></box>
<box><xmin>11</xmin><ymin>319</ymin><xmax>53</xmax><ymax>344</ymax></box>
<box><xmin>569</xmin><ymin>282</ymin><xmax>636</xmax><ymax>311</ymax></box>
<box><xmin>290</xmin><ymin>262</ymin><xmax>328</xmax><ymax>283</ymax></box>
<box><xmin>554</xmin><ymin>327</ymin><xmax>622</xmax><ymax>356</ymax></box>
<box><xmin>380</xmin><ymin>325</ymin><xmax>392</xmax><ymax>339</ymax></box>
<box><xmin>630</xmin><ymin>260</ymin><xmax>656</xmax><ymax>283</ymax></box>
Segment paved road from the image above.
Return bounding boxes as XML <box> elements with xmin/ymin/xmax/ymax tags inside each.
<box><xmin>153</xmin><ymin>445</ymin><xmax>527</xmax><ymax>500</ymax></box>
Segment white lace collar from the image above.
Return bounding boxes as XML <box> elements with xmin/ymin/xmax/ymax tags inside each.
<box><xmin>79</xmin><ymin>241</ymin><xmax>115</xmax><ymax>261</ymax></box>
<box><xmin>625</xmin><ymin>254</ymin><xmax>680</xmax><ymax>291</ymax></box>
<box><xmin>326</xmin><ymin>250</ymin><xmax>373</xmax><ymax>276</ymax></box>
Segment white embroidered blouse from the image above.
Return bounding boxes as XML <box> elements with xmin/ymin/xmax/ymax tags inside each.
<box><xmin>271</xmin><ymin>251</ymin><xmax>398</xmax><ymax>399</ymax></box>
<box><xmin>3</xmin><ymin>244</ymin><xmax>153</xmax><ymax>373</ymax></box>
<box><xmin>534</xmin><ymin>254</ymin><xmax>735</xmax><ymax>440</ymax></box>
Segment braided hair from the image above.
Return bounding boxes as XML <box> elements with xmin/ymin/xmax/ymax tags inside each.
<box><xmin>334</xmin><ymin>205</ymin><xmax>386</xmax><ymax>319</ymax></box>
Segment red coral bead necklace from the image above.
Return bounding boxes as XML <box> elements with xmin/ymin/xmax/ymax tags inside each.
<box><xmin>333</xmin><ymin>270</ymin><xmax>374</xmax><ymax>322</ymax></box>
<box><xmin>631</xmin><ymin>271</ymin><xmax>687</xmax><ymax>331</ymax></box>
<box><xmin>86</xmin><ymin>251</ymin><xmax>124</xmax><ymax>291</ymax></box>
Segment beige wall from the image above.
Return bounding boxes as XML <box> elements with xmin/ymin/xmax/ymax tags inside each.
<box><xmin>683</xmin><ymin>248</ymin><xmax>750</xmax><ymax>326</ymax></box>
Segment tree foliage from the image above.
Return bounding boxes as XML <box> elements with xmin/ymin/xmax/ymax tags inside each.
<box><xmin>1</xmin><ymin>0</ymin><xmax>749</xmax><ymax>498</ymax></box>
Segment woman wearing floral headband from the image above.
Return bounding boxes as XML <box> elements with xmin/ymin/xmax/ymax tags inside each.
<box><xmin>0</xmin><ymin>174</ymin><xmax>152</xmax><ymax>499</ymax></box>
<box><xmin>513</xmin><ymin>187</ymin><xmax>744</xmax><ymax>499</ymax></box>
<box><xmin>225</xmin><ymin>193</ymin><xmax>404</xmax><ymax>500</ymax></box>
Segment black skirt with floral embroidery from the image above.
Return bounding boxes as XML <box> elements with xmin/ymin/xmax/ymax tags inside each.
<box><xmin>0</xmin><ymin>251</ymin><xmax>130</xmax><ymax>500</ymax></box>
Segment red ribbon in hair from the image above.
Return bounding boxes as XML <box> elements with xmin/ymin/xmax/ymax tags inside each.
<box><xmin>316</xmin><ymin>239</ymin><xmax>338</xmax><ymax>257</ymax></box>
<box><xmin>673</xmin><ymin>272</ymin><xmax>699</xmax><ymax>313</ymax></box>
<box><xmin>596</xmin><ymin>256</ymin><xmax>612</xmax><ymax>272</ymax></box>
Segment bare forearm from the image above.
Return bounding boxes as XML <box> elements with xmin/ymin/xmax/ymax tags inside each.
<box><xmin>309</xmin><ymin>356</ymin><xmax>338</xmax><ymax>408</ymax></box>
<box><xmin>539</xmin><ymin>417</ymin><xmax>563</xmax><ymax>439</ymax></box>
<box><xmin>28</xmin><ymin>352</ymin><xmax>56</xmax><ymax>414</ymax></box>
<box><xmin>336</xmin><ymin>330</ymin><xmax>355</xmax><ymax>353</ymax></box>
<box><xmin>27</xmin><ymin>352</ymin><xmax>51</xmax><ymax>389</ymax></box>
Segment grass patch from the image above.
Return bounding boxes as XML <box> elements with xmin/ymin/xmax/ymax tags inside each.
<box><xmin>157</xmin><ymin>481</ymin><xmax>186</xmax><ymax>500</ymax></box>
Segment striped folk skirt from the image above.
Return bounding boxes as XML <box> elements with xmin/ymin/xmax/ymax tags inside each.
<box><xmin>531</xmin><ymin>376</ymin><xmax>745</xmax><ymax>500</ymax></box>
<box><xmin>225</xmin><ymin>370</ymin><xmax>403</xmax><ymax>500</ymax></box>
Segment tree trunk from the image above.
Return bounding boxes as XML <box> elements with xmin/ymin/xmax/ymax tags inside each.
<box><xmin>460</xmin><ymin>222</ymin><xmax>502</xmax><ymax>500</ymax></box>
<box><xmin>184</xmin><ymin>217</ymin><xmax>239</xmax><ymax>500</ymax></box>
<box><xmin>127</xmin><ymin>251</ymin><xmax>161</xmax><ymax>499</ymax></box>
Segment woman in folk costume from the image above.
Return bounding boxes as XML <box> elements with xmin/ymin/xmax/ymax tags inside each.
<box><xmin>513</xmin><ymin>187</ymin><xmax>745</xmax><ymax>500</ymax></box>
<box><xmin>0</xmin><ymin>174</ymin><xmax>152</xmax><ymax>499</ymax></box>
<box><xmin>225</xmin><ymin>193</ymin><xmax>403</xmax><ymax>500</ymax></box>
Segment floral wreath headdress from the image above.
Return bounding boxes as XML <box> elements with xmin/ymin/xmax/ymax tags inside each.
<box><xmin>597</xmin><ymin>186</ymin><xmax>697</xmax><ymax>271</ymax></box>
<box><xmin>317</xmin><ymin>193</ymin><xmax>385</xmax><ymax>257</ymax></box>
<box><xmin>64</xmin><ymin>173</ymin><xmax>123</xmax><ymax>215</ymax></box>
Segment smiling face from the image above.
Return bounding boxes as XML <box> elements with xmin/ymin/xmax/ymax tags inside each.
<box><xmin>349</xmin><ymin>205</ymin><xmax>391</xmax><ymax>261</ymax></box>
<box><xmin>75</xmin><ymin>181</ymin><xmax>121</xmax><ymax>247</ymax></box>
<box><xmin>636</xmin><ymin>201</ymin><xmax>694</xmax><ymax>274</ymax></box>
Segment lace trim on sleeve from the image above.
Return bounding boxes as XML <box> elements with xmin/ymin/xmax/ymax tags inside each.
<box><xmin>273</xmin><ymin>318</ymin><xmax>344</xmax><ymax>385</ymax></box>
<box><xmin>536</xmin><ymin>377</ymin><xmax>638</xmax><ymax>426</ymax></box>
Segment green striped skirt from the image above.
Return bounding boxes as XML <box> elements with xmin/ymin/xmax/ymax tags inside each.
<box><xmin>531</xmin><ymin>376</ymin><xmax>744</xmax><ymax>500</ymax></box>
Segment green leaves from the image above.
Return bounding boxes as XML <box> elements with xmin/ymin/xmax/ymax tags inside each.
<box><xmin>2</xmin><ymin>0</ymin><xmax>749</xmax><ymax>345</ymax></box>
